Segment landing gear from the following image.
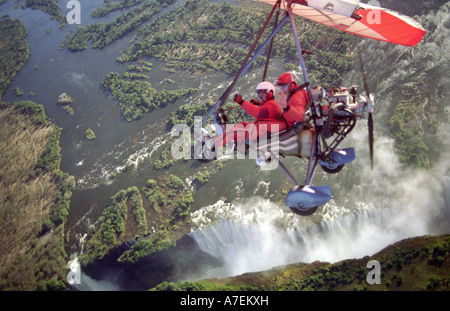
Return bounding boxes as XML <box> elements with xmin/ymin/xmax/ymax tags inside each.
<box><xmin>286</xmin><ymin>185</ymin><xmax>332</xmax><ymax>216</ymax></box>
<box><xmin>320</xmin><ymin>162</ymin><xmax>344</xmax><ymax>174</ymax></box>
<box><xmin>289</xmin><ymin>205</ymin><xmax>318</xmax><ymax>216</ymax></box>
<box><xmin>319</xmin><ymin>148</ymin><xmax>355</xmax><ymax>174</ymax></box>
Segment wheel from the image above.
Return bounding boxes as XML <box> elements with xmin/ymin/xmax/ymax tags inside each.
<box><xmin>320</xmin><ymin>162</ymin><xmax>344</xmax><ymax>174</ymax></box>
<box><xmin>289</xmin><ymin>206</ymin><xmax>319</xmax><ymax>216</ymax></box>
<box><xmin>286</xmin><ymin>185</ymin><xmax>330</xmax><ymax>216</ymax></box>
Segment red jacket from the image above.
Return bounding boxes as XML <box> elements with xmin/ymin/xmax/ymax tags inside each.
<box><xmin>216</xmin><ymin>98</ymin><xmax>284</xmax><ymax>148</ymax></box>
<box><xmin>282</xmin><ymin>88</ymin><xmax>310</xmax><ymax>128</ymax></box>
<box><xmin>241</xmin><ymin>98</ymin><xmax>282</xmax><ymax>123</ymax></box>
<box><xmin>240</xmin><ymin>98</ymin><xmax>285</xmax><ymax>133</ymax></box>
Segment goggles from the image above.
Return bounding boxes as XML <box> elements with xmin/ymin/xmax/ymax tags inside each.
<box><xmin>277</xmin><ymin>84</ymin><xmax>290</xmax><ymax>92</ymax></box>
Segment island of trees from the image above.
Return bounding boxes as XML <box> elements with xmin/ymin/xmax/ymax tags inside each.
<box><xmin>116</xmin><ymin>0</ymin><xmax>354</xmax><ymax>86</ymax></box>
<box><xmin>63</xmin><ymin>0</ymin><xmax>176</xmax><ymax>51</ymax></box>
<box><xmin>21</xmin><ymin>0</ymin><xmax>67</xmax><ymax>26</ymax></box>
<box><xmin>80</xmin><ymin>175</ymin><xmax>194</xmax><ymax>268</ymax></box>
<box><xmin>102</xmin><ymin>71</ymin><xmax>198</xmax><ymax>122</ymax></box>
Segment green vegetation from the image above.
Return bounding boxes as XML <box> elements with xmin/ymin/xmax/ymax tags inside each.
<box><xmin>64</xmin><ymin>0</ymin><xmax>353</xmax><ymax>84</ymax></box>
<box><xmin>64</xmin><ymin>0</ymin><xmax>175</xmax><ymax>51</ymax></box>
<box><xmin>41</xmin><ymin>170</ymin><xmax>74</xmax><ymax>233</ymax></box>
<box><xmin>57</xmin><ymin>93</ymin><xmax>73</xmax><ymax>104</ymax></box>
<box><xmin>140</xmin><ymin>0</ymin><xmax>353</xmax><ymax>130</ymax></box>
<box><xmin>117</xmin><ymin>1</ymin><xmax>267</xmax><ymax>74</ymax></box>
<box><xmin>34</xmin><ymin>127</ymin><xmax>61</xmax><ymax>174</ymax></box>
<box><xmin>0</xmin><ymin>101</ymin><xmax>74</xmax><ymax>290</ymax></box>
<box><xmin>153</xmin><ymin>148</ymin><xmax>176</xmax><ymax>170</ymax></box>
<box><xmin>102</xmin><ymin>72</ymin><xmax>197</xmax><ymax>121</ymax></box>
<box><xmin>152</xmin><ymin>280</ymin><xmax>258</xmax><ymax>291</ymax></box>
<box><xmin>193</xmin><ymin>171</ymin><xmax>211</xmax><ymax>185</ymax></box>
<box><xmin>84</xmin><ymin>128</ymin><xmax>96</xmax><ymax>140</ymax></box>
<box><xmin>65</xmin><ymin>0</ymin><xmax>354</xmax><ymax>123</ymax></box>
<box><xmin>0</xmin><ymin>226</ymin><xmax>67</xmax><ymax>291</ymax></box>
<box><xmin>62</xmin><ymin>105</ymin><xmax>74</xmax><ymax>115</ymax></box>
<box><xmin>130</xmin><ymin>186</ymin><xmax>148</xmax><ymax>234</ymax></box>
<box><xmin>0</xmin><ymin>16</ymin><xmax>30</xmax><ymax>97</ymax></box>
<box><xmin>387</xmin><ymin>84</ymin><xmax>444</xmax><ymax>168</ymax></box>
<box><xmin>80</xmin><ymin>187</ymin><xmax>145</xmax><ymax>266</ymax></box>
<box><xmin>81</xmin><ymin>174</ymin><xmax>194</xmax><ymax>266</ymax></box>
<box><xmin>140</xmin><ymin>174</ymin><xmax>193</xmax><ymax>224</ymax></box>
<box><xmin>11</xmin><ymin>101</ymin><xmax>75</xmax><ymax>235</ymax></box>
<box><xmin>119</xmin><ymin>175</ymin><xmax>193</xmax><ymax>263</ymax></box>
<box><xmin>91</xmin><ymin>0</ymin><xmax>148</xmax><ymax>18</ymax></box>
<box><xmin>13</xmin><ymin>86</ymin><xmax>24</xmax><ymax>96</ymax></box>
<box><xmin>0</xmin><ymin>100</ymin><xmax>48</xmax><ymax>125</ymax></box>
<box><xmin>118</xmin><ymin>0</ymin><xmax>353</xmax><ymax>85</ymax></box>
<box><xmin>57</xmin><ymin>93</ymin><xmax>74</xmax><ymax>115</ymax></box>
<box><xmin>119</xmin><ymin>231</ymin><xmax>176</xmax><ymax>264</ymax></box>
<box><xmin>142</xmin><ymin>178</ymin><xmax>166</xmax><ymax>212</ymax></box>
<box><xmin>192</xmin><ymin>161</ymin><xmax>224</xmax><ymax>188</ymax></box>
<box><xmin>169</xmin><ymin>100</ymin><xmax>214</xmax><ymax>128</ymax></box>
<box><xmin>0</xmin><ymin>17</ymin><xmax>74</xmax><ymax>288</ymax></box>
<box><xmin>22</xmin><ymin>0</ymin><xmax>67</xmax><ymax>26</ymax></box>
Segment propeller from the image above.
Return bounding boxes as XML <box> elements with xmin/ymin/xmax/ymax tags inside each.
<box><xmin>358</xmin><ymin>49</ymin><xmax>374</xmax><ymax>169</ymax></box>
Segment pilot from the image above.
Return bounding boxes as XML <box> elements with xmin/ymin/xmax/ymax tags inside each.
<box><xmin>276</xmin><ymin>72</ymin><xmax>310</xmax><ymax>128</ymax></box>
<box><xmin>213</xmin><ymin>81</ymin><xmax>285</xmax><ymax>150</ymax></box>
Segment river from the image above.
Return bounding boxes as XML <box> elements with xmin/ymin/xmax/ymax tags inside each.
<box><xmin>1</xmin><ymin>0</ymin><xmax>449</xmax><ymax>290</ymax></box>
<box><xmin>1</xmin><ymin>0</ymin><xmax>290</xmax><ymax>253</ymax></box>
<box><xmin>1</xmin><ymin>0</ymin><xmax>220</xmax><ymax>244</ymax></box>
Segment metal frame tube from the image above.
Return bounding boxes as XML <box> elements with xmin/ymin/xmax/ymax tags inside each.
<box><xmin>202</xmin><ymin>15</ymin><xmax>289</xmax><ymax>125</ymax></box>
<box><xmin>287</xmin><ymin>5</ymin><xmax>313</xmax><ymax>103</ymax></box>
<box><xmin>304</xmin><ymin>130</ymin><xmax>319</xmax><ymax>185</ymax></box>
<box><xmin>237</xmin><ymin>15</ymin><xmax>288</xmax><ymax>81</ymax></box>
<box><xmin>287</xmin><ymin>4</ymin><xmax>322</xmax><ymax>186</ymax></box>
<box><xmin>271</xmin><ymin>153</ymin><xmax>300</xmax><ymax>186</ymax></box>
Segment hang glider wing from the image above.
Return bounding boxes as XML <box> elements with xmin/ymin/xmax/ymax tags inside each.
<box><xmin>257</xmin><ymin>0</ymin><xmax>426</xmax><ymax>46</ymax></box>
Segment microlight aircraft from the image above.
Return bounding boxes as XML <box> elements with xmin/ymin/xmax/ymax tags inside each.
<box><xmin>197</xmin><ymin>0</ymin><xmax>426</xmax><ymax>215</ymax></box>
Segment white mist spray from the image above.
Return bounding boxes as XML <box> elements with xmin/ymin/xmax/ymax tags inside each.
<box><xmin>189</xmin><ymin>129</ymin><xmax>448</xmax><ymax>279</ymax></box>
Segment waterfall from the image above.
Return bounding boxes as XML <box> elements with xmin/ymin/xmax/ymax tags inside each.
<box><xmin>189</xmin><ymin>131</ymin><xmax>448</xmax><ymax>278</ymax></box>
<box><xmin>189</xmin><ymin>192</ymin><xmax>445</xmax><ymax>279</ymax></box>
<box><xmin>69</xmin><ymin>217</ymin><xmax>122</xmax><ymax>291</ymax></box>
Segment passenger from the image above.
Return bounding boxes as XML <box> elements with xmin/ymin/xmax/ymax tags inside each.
<box><xmin>276</xmin><ymin>72</ymin><xmax>310</xmax><ymax>128</ymax></box>
<box><xmin>213</xmin><ymin>81</ymin><xmax>285</xmax><ymax>150</ymax></box>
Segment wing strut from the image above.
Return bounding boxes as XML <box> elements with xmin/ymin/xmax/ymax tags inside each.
<box><xmin>358</xmin><ymin>49</ymin><xmax>374</xmax><ymax>169</ymax></box>
<box><xmin>262</xmin><ymin>3</ymin><xmax>281</xmax><ymax>82</ymax></box>
<box><xmin>202</xmin><ymin>0</ymin><xmax>283</xmax><ymax>127</ymax></box>
<box><xmin>287</xmin><ymin>4</ymin><xmax>313</xmax><ymax>104</ymax></box>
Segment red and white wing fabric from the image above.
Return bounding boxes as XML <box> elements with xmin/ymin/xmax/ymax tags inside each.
<box><xmin>257</xmin><ymin>0</ymin><xmax>426</xmax><ymax>46</ymax></box>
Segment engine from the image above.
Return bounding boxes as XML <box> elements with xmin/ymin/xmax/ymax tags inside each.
<box><xmin>311</xmin><ymin>86</ymin><xmax>372</xmax><ymax>120</ymax></box>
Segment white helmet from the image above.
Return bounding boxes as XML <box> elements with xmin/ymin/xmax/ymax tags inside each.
<box><xmin>256</xmin><ymin>81</ymin><xmax>275</xmax><ymax>95</ymax></box>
